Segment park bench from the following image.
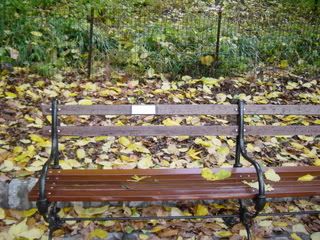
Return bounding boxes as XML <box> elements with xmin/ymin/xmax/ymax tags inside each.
<box><xmin>29</xmin><ymin>99</ymin><xmax>320</xmax><ymax>239</ymax></box>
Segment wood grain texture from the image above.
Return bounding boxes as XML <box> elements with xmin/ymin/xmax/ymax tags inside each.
<box><xmin>41</xmin><ymin>104</ymin><xmax>320</xmax><ymax>115</ymax></box>
<box><xmin>42</xmin><ymin>125</ymin><xmax>320</xmax><ymax>136</ymax></box>
<box><xmin>29</xmin><ymin>166</ymin><xmax>320</xmax><ymax>202</ymax></box>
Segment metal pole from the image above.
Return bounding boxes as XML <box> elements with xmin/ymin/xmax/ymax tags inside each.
<box><xmin>215</xmin><ymin>6</ymin><xmax>222</xmax><ymax>66</ymax></box>
<box><xmin>87</xmin><ymin>7</ymin><xmax>94</xmax><ymax>80</ymax></box>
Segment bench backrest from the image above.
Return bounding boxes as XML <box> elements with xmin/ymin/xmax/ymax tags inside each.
<box><xmin>40</xmin><ymin>102</ymin><xmax>320</xmax><ymax>137</ymax></box>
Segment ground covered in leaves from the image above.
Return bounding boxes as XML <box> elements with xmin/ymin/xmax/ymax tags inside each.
<box><xmin>0</xmin><ymin>67</ymin><xmax>319</xmax><ymax>239</ymax></box>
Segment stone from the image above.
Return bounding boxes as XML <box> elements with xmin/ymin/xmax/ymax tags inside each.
<box><xmin>8</xmin><ymin>177</ymin><xmax>37</xmax><ymax>210</ymax></box>
<box><xmin>0</xmin><ymin>181</ymin><xmax>9</xmax><ymax>208</ymax></box>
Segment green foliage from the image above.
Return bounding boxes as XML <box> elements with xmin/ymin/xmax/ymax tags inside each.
<box><xmin>0</xmin><ymin>0</ymin><xmax>319</xmax><ymax>77</ymax></box>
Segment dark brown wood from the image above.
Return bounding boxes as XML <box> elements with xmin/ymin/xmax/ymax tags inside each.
<box><xmin>41</xmin><ymin>104</ymin><xmax>320</xmax><ymax>116</ymax></box>
<box><xmin>42</xmin><ymin>125</ymin><xmax>320</xmax><ymax>136</ymax></box>
<box><xmin>29</xmin><ymin>167</ymin><xmax>320</xmax><ymax>202</ymax></box>
<box><xmin>42</xmin><ymin>126</ymin><xmax>238</xmax><ymax>136</ymax></box>
<box><xmin>41</xmin><ymin>104</ymin><xmax>238</xmax><ymax>115</ymax></box>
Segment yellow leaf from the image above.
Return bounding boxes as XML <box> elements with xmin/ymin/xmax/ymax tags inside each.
<box><xmin>195</xmin><ymin>204</ymin><xmax>209</xmax><ymax>216</ymax></box>
<box><xmin>187</xmin><ymin>148</ymin><xmax>202</xmax><ymax>160</ymax></box>
<box><xmin>264</xmin><ymin>169</ymin><xmax>281</xmax><ymax>182</ymax></box>
<box><xmin>217</xmin><ymin>146</ymin><xmax>230</xmax><ymax>155</ymax></box>
<box><xmin>297</xmin><ymin>174</ymin><xmax>315</xmax><ymax>182</ymax></box>
<box><xmin>291</xmin><ymin>142</ymin><xmax>305</xmax><ymax>150</ymax></box>
<box><xmin>0</xmin><ymin>208</ymin><xmax>5</xmax><ymax>219</ymax></box>
<box><xmin>5</xmin><ymin>91</ymin><xmax>17</xmax><ymax>98</ymax></box>
<box><xmin>151</xmin><ymin>226</ymin><xmax>167</xmax><ymax>233</ymax></box>
<box><xmin>273</xmin><ymin>221</ymin><xmax>288</xmax><ymax>227</ymax></box>
<box><xmin>201</xmin><ymin>77</ymin><xmax>221</xmax><ymax>87</ymax></box>
<box><xmin>128</xmin><ymin>175</ymin><xmax>150</xmax><ymax>182</ymax></box>
<box><xmin>29</xmin><ymin>134</ymin><xmax>46</xmax><ymax>144</ymax></box>
<box><xmin>200</xmin><ymin>55</ymin><xmax>214</xmax><ymax>66</ymax></box>
<box><xmin>78</xmin><ymin>99</ymin><xmax>93</xmax><ymax>105</ymax></box>
<box><xmin>291</xmin><ymin>233</ymin><xmax>302</xmax><ymax>240</ymax></box>
<box><xmin>60</xmin><ymin>160</ymin><xmax>82</xmax><ymax>169</ymax></box>
<box><xmin>279</xmin><ymin>60</ymin><xmax>289</xmax><ymax>69</ymax></box>
<box><xmin>76</xmin><ymin>149</ymin><xmax>86</xmax><ymax>159</ymax></box>
<box><xmin>13</xmin><ymin>146</ymin><xmax>23</xmax><ymax>154</ymax></box>
<box><xmin>129</xmin><ymin>143</ymin><xmax>150</xmax><ymax>153</ymax></box>
<box><xmin>119</xmin><ymin>137</ymin><xmax>131</xmax><ymax>147</ymax></box>
<box><xmin>162</xmin><ymin>118</ymin><xmax>180</xmax><ymax>126</ymax></box>
<box><xmin>194</xmin><ymin>138</ymin><xmax>212</xmax><ymax>148</ymax></box>
<box><xmin>22</xmin><ymin>208</ymin><xmax>37</xmax><ymax>217</ymax></box>
<box><xmin>89</xmin><ymin>229</ymin><xmax>108</xmax><ymax>239</ymax></box>
<box><xmin>201</xmin><ymin>168</ymin><xmax>231</xmax><ymax>181</ymax></box>
<box><xmin>314</xmin><ymin>159</ymin><xmax>320</xmax><ymax>166</ymax></box>
<box><xmin>74</xmin><ymin>206</ymin><xmax>109</xmax><ymax>217</ymax></box>
<box><xmin>217</xmin><ymin>231</ymin><xmax>233</xmax><ymax>237</ymax></box>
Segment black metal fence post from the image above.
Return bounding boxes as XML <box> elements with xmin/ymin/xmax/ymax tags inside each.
<box><xmin>215</xmin><ymin>6</ymin><xmax>222</xmax><ymax>67</ymax></box>
<box><xmin>87</xmin><ymin>7</ymin><xmax>94</xmax><ymax>80</ymax></box>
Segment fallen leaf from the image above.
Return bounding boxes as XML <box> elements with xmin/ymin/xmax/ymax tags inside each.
<box><xmin>128</xmin><ymin>175</ymin><xmax>150</xmax><ymax>182</ymax></box>
<box><xmin>217</xmin><ymin>231</ymin><xmax>233</xmax><ymax>237</ymax></box>
<box><xmin>201</xmin><ymin>168</ymin><xmax>231</xmax><ymax>181</ymax></box>
<box><xmin>195</xmin><ymin>204</ymin><xmax>209</xmax><ymax>216</ymax></box>
<box><xmin>297</xmin><ymin>174</ymin><xmax>315</xmax><ymax>182</ymax></box>
<box><xmin>162</xmin><ymin>118</ymin><xmax>180</xmax><ymax>126</ymax></box>
<box><xmin>76</xmin><ymin>149</ymin><xmax>86</xmax><ymax>159</ymax></box>
<box><xmin>292</xmin><ymin>223</ymin><xmax>308</xmax><ymax>234</ymax></box>
<box><xmin>119</xmin><ymin>137</ymin><xmax>131</xmax><ymax>147</ymax></box>
<box><xmin>78</xmin><ymin>99</ymin><xmax>93</xmax><ymax>105</ymax></box>
<box><xmin>5</xmin><ymin>92</ymin><xmax>17</xmax><ymax>99</ymax></box>
<box><xmin>89</xmin><ymin>229</ymin><xmax>108</xmax><ymax>239</ymax></box>
<box><xmin>264</xmin><ymin>169</ymin><xmax>281</xmax><ymax>182</ymax></box>
<box><xmin>291</xmin><ymin>233</ymin><xmax>302</xmax><ymax>240</ymax></box>
<box><xmin>187</xmin><ymin>148</ymin><xmax>202</xmax><ymax>160</ymax></box>
<box><xmin>311</xmin><ymin>232</ymin><xmax>320</xmax><ymax>240</ymax></box>
<box><xmin>242</xmin><ymin>181</ymin><xmax>274</xmax><ymax>191</ymax></box>
<box><xmin>0</xmin><ymin>208</ymin><xmax>5</xmax><ymax>219</ymax></box>
<box><xmin>200</xmin><ymin>55</ymin><xmax>214</xmax><ymax>66</ymax></box>
<box><xmin>137</xmin><ymin>155</ymin><xmax>153</xmax><ymax>169</ymax></box>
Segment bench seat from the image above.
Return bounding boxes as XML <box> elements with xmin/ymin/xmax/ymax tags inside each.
<box><xmin>29</xmin><ymin>166</ymin><xmax>320</xmax><ymax>202</ymax></box>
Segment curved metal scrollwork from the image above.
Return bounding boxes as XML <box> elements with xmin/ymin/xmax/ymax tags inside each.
<box><xmin>234</xmin><ymin>100</ymin><xmax>266</xmax><ymax>239</ymax></box>
<box><xmin>37</xmin><ymin>98</ymin><xmax>62</xmax><ymax>239</ymax></box>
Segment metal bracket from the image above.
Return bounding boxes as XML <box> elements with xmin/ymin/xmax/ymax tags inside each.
<box><xmin>234</xmin><ymin>100</ymin><xmax>267</xmax><ymax>239</ymax></box>
<box><xmin>37</xmin><ymin>98</ymin><xmax>61</xmax><ymax>223</ymax></box>
<box><xmin>48</xmin><ymin>203</ymin><xmax>64</xmax><ymax>240</ymax></box>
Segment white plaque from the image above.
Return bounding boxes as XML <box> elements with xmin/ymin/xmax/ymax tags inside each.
<box><xmin>131</xmin><ymin>105</ymin><xmax>156</xmax><ymax>115</ymax></box>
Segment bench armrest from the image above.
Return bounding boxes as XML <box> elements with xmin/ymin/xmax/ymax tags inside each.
<box><xmin>37</xmin><ymin>98</ymin><xmax>60</xmax><ymax>216</ymax></box>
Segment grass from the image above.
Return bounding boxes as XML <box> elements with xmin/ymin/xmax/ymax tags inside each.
<box><xmin>0</xmin><ymin>0</ymin><xmax>319</xmax><ymax>77</ymax></box>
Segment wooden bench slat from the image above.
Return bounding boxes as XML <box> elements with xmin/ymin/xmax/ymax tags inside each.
<box><xmin>46</xmin><ymin>166</ymin><xmax>320</xmax><ymax>175</ymax></box>
<box><xmin>29</xmin><ymin>185</ymin><xmax>320</xmax><ymax>202</ymax></box>
<box><xmin>41</xmin><ymin>104</ymin><xmax>320</xmax><ymax>115</ymax></box>
<box><xmin>42</xmin><ymin>125</ymin><xmax>320</xmax><ymax>136</ymax></box>
<box><xmin>29</xmin><ymin>167</ymin><xmax>320</xmax><ymax>202</ymax></box>
<box><xmin>42</xmin><ymin>126</ymin><xmax>238</xmax><ymax>136</ymax></box>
